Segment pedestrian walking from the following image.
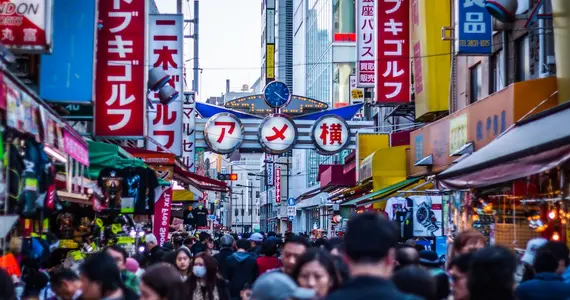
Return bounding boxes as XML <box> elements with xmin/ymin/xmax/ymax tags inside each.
<box><xmin>250</xmin><ymin>272</ymin><xmax>315</xmax><ymax>300</ymax></box>
<box><xmin>214</xmin><ymin>235</ymin><xmax>235</xmax><ymax>273</ymax></box>
<box><xmin>223</xmin><ymin>239</ymin><xmax>258</xmax><ymax>300</ymax></box>
<box><xmin>447</xmin><ymin>252</ymin><xmax>473</xmax><ymax>300</ymax></box>
<box><xmin>185</xmin><ymin>252</ymin><xmax>230</xmax><ymax>300</ymax></box>
<box><xmin>78</xmin><ymin>252</ymin><xmax>138</xmax><ymax>300</ymax></box>
<box><xmin>174</xmin><ymin>247</ymin><xmax>192</xmax><ymax>281</ymax></box>
<box><xmin>139</xmin><ymin>263</ymin><xmax>184</xmax><ymax>300</ymax></box>
<box><xmin>392</xmin><ymin>265</ymin><xmax>437</xmax><ymax>300</ymax></box>
<box><xmin>49</xmin><ymin>268</ymin><xmax>82</xmax><ymax>300</ymax></box>
<box><xmin>255</xmin><ymin>240</ymin><xmax>280</xmax><ymax>276</ymax></box>
<box><xmin>291</xmin><ymin>248</ymin><xmax>342</xmax><ymax>298</ymax></box>
<box><xmin>468</xmin><ymin>246</ymin><xmax>517</xmax><ymax>300</ymax></box>
<box><xmin>106</xmin><ymin>245</ymin><xmax>140</xmax><ymax>294</ymax></box>
<box><xmin>278</xmin><ymin>235</ymin><xmax>310</xmax><ymax>277</ymax></box>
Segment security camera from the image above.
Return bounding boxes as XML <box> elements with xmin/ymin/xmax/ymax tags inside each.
<box><xmin>158</xmin><ymin>84</ymin><xmax>179</xmax><ymax>105</ymax></box>
<box><xmin>486</xmin><ymin>0</ymin><xmax>518</xmax><ymax>23</ymax></box>
<box><xmin>148</xmin><ymin>67</ymin><xmax>171</xmax><ymax>91</ymax></box>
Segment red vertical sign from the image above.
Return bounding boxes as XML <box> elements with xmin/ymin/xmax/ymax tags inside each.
<box><xmin>275</xmin><ymin>168</ymin><xmax>281</xmax><ymax>203</ymax></box>
<box><xmin>375</xmin><ymin>0</ymin><xmax>410</xmax><ymax>104</ymax></box>
<box><xmin>153</xmin><ymin>186</ymin><xmax>173</xmax><ymax>247</ymax></box>
<box><xmin>95</xmin><ymin>0</ymin><xmax>146</xmax><ymax>137</ymax></box>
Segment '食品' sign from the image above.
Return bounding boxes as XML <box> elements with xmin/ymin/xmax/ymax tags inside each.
<box><xmin>456</xmin><ymin>0</ymin><xmax>492</xmax><ymax>55</ymax></box>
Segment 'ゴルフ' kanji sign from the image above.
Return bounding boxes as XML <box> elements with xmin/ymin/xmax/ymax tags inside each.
<box><xmin>311</xmin><ymin>115</ymin><xmax>351</xmax><ymax>155</ymax></box>
<box><xmin>375</xmin><ymin>0</ymin><xmax>410</xmax><ymax>104</ymax></box>
<box><xmin>204</xmin><ymin>113</ymin><xmax>244</xmax><ymax>154</ymax></box>
<box><xmin>258</xmin><ymin>114</ymin><xmax>297</xmax><ymax>154</ymax></box>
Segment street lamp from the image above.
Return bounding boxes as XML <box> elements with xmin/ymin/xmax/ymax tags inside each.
<box><xmin>237</xmin><ymin>183</ymin><xmax>258</xmax><ymax>232</ymax></box>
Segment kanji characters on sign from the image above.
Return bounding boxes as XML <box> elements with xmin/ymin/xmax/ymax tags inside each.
<box><xmin>0</xmin><ymin>1</ymin><xmax>49</xmax><ymax>49</ymax></box>
<box><xmin>204</xmin><ymin>113</ymin><xmax>244</xmax><ymax>154</ymax></box>
<box><xmin>182</xmin><ymin>92</ymin><xmax>196</xmax><ymax>172</ymax></box>
<box><xmin>356</xmin><ymin>0</ymin><xmax>375</xmax><ymax>87</ymax></box>
<box><xmin>147</xmin><ymin>14</ymin><xmax>184</xmax><ymax>155</ymax></box>
<box><xmin>375</xmin><ymin>0</ymin><xmax>410</xmax><ymax>104</ymax></box>
<box><xmin>95</xmin><ymin>0</ymin><xmax>145</xmax><ymax>137</ymax></box>
<box><xmin>311</xmin><ymin>115</ymin><xmax>351</xmax><ymax>155</ymax></box>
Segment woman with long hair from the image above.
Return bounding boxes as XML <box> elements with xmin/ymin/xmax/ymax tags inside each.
<box><xmin>140</xmin><ymin>263</ymin><xmax>184</xmax><ymax>300</ymax></box>
<box><xmin>291</xmin><ymin>248</ymin><xmax>342</xmax><ymax>298</ymax></box>
<box><xmin>174</xmin><ymin>247</ymin><xmax>192</xmax><ymax>280</ymax></box>
<box><xmin>185</xmin><ymin>252</ymin><xmax>230</xmax><ymax>300</ymax></box>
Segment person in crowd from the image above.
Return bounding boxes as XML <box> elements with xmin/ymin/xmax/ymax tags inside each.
<box><xmin>49</xmin><ymin>268</ymin><xmax>82</xmax><ymax>300</ymax></box>
<box><xmin>250</xmin><ymin>272</ymin><xmax>316</xmax><ymax>300</ymax></box>
<box><xmin>206</xmin><ymin>237</ymin><xmax>217</xmax><ymax>256</ymax></box>
<box><xmin>239</xmin><ymin>283</ymin><xmax>252</xmax><ymax>300</ymax></box>
<box><xmin>291</xmin><ymin>248</ymin><xmax>342</xmax><ymax>298</ymax></box>
<box><xmin>450</xmin><ymin>229</ymin><xmax>486</xmax><ymax>260</ymax></box>
<box><xmin>145</xmin><ymin>234</ymin><xmax>166</xmax><ymax>267</ymax></box>
<box><xmin>278</xmin><ymin>235</ymin><xmax>310</xmax><ymax>277</ymax></box>
<box><xmin>395</xmin><ymin>244</ymin><xmax>419</xmax><ymax>271</ymax></box>
<box><xmin>214</xmin><ymin>235</ymin><xmax>235</xmax><ymax>270</ymax></box>
<box><xmin>183</xmin><ymin>238</ymin><xmax>193</xmax><ymax>249</ymax></box>
<box><xmin>191</xmin><ymin>232</ymin><xmax>211</xmax><ymax>256</ymax></box>
<box><xmin>248</xmin><ymin>233</ymin><xmax>264</xmax><ymax>258</ymax></box>
<box><xmin>516</xmin><ymin>243</ymin><xmax>570</xmax><ymax>299</ymax></box>
<box><xmin>125</xmin><ymin>257</ymin><xmax>144</xmax><ymax>278</ymax></box>
<box><xmin>540</xmin><ymin>241</ymin><xmax>570</xmax><ymax>276</ymax></box>
<box><xmin>468</xmin><ymin>246</ymin><xmax>517</xmax><ymax>300</ymax></box>
<box><xmin>107</xmin><ymin>245</ymin><xmax>140</xmax><ymax>294</ymax></box>
<box><xmin>174</xmin><ymin>247</ymin><xmax>192</xmax><ymax>281</ymax></box>
<box><xmin>223</xmin><ymin>239</ymin><xmax>258</xmax><ymax>300</ymax></box>
<box><xmin>325</xmin><ymin>212</ymin><xmax>413</xmax><ymax>300</ymax></box>
<box><xmin>140</xmin><ymin>263</ymin><xmax>185</xmax><ymax>300</ymax></box>
<box><xmin>185</xmin><ymin>252</ymin><xmax>230</xmax><ymax>300</ymax></box>
<box><xmin>447</xmin><ymin>252</ymin><xmax>473</xmax><ymax>300</ymax></box>
<box><xmin>392</xmin><ymin>265</ymin><xmax>437</xmax><ymax>300</ymax></box>
<box><xmin>327</xmin><ymin>238</ymin><xmax>344</xmax><ymax>258</ymax></box>
<box><xmin>0</xmin><ymin>268</ymin><xmax>17</xmax><ymax>300</ymax></box>
<box><xmin>418</xmin><ymin>250</ymin><xmax>449</xmax><ymax>299</ymax></box>
<box><xmin>517</xmin><ymin>238</ymin><xmax>547</xmax><ymax>283</ymax></box>
<box><xmin>256</xmin><ymin>239</ymin><xmax>281</xmax><ymax>276</ymax></box>
<box><xmin>79</xmin><ymin>252</ymin><xmax>138</xmax><ymax>300</ymax></box>
<box><xmin>324</xmin><ymin>238</ymin><xmax>349</xmax><ymax>283</ymax></box>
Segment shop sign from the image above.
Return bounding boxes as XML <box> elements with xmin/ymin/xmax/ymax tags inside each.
<box><xmin>153</xmin><ymin>186</ymin><xmax>173</xmax><ymax>247</ymax></box>
<box><xmin>449</xmin><ymin>114</ymin><xmax>468</xmax><ymax>155</ymax></box>
<box><xmin>310</xmin><ymin>115</ymin><xmax>351</xmax><ymax>155</ymax></box>
<box><xmin>411</xmin><ymin>195</ymin><xmax>443</xmax><ymax>237</ymax></box>
<box><xmin>375</xmin><ymin>0</ymin><xmax>410</xmax><ymax>104</ymax></box>
<box><xmin>0</xmin><ymin>0</ymin><xmax>53</xmax><ymax>52</ymax></box>
<box><xmin>455</xmin><ymin>0</ymin><xmax>492</xmax><ymax>55</ymax></box>
<box><xmin>63</xmin><ymin>129</ymin><xmax>89</xmax><ymax>166</ymax></box>
<box><xmin>266</xmin><ymin>160</ymin><xmax>275</xmax><ymax>186</ymax></box>
<box><xmin>94</xmin><ymin>0</ymin><xmax>145</xmax><ymax>138</ymax></box>
<box><xmin>147</xmin><ymin>14</ymin><xmax>184</xmax><ymax>156</ymax></box>
<box><xmin>356</xmin><ymin>0</ymin><xmax>375</xmax><ymax>87</ymax></box>
<box><xmin>258</xmin><ymin>114</ymin><xmax>297</xmax><ymax>154</ymax></box>
<box><xmin>203</xmin><ymin>113</ymin><xmax>244</xmax><ymax>154</ymax></box>
<box><xmin>349</xmin><ymin>75</ymin><xmax>364</xmax><ymax>103</ymax></box>
<box><xmin>182</xmin><ymin>92</ymin><xmax>196</xmax><ymax>171</ymax></box>
<box><xmin>275</xmin><ymin>168</ymin><xmax>281</xmax><ymax>203</ymax></box>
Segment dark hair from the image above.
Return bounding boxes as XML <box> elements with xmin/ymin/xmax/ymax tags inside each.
<box><xmin>107</xmin><ymin>245</ymin><xmax>128</xmax><ymax>263</ymax></box>
<box><xmin>0</xmin><ymin>268</ymin><xmax>16</xmax><ymax>300</ymax></box>
<box><xmin>539</xmin><ymin>241</ymin><xmax>570</xmax><ymax>266</ymax></box>
<box><xmin>344</xmin><ymin>212</ymin><xmax>398</xmax><ymax>263</ymax></box>
<box><xmin>448</xmin><ymin>252</ymin><xmax>473</xmax><ymax>273</ymax></box>
<box><xmin>393</xmin><ymin>265</ymin><xmax>437</xmax><ymax>300</ymax></box>
<box><xmin>79</xmin><ymin>252</ymin><xmax>136</xmax><ymax>298</ymax></box>
<box><xmin>132</xmin><ymin>253</ymin><xmax>145</xmax><ymax>265</ymax></box>
<box><xmin>291</xmin><ymin>248</ymin><xmax>342</xmax><ymax>292</ymax></box>
<box><xmin>328</xmin><ymin>238</ymin><xmax>344</xmax><ymax>254</ymax></box>
<box><xmin>395</xmin><ymin>244</ymin><xmax>419</xmax><ymax>269</ymax></box>
<box><xmin>50</xmin><ymin>268</ymin><xmax>79</xmax><ymax>289</ymax></box>
<box><xmin>313</xmin><ymin>238</ymin><xmax>330</xmax><ymax>250</ymax></box>
<box><xmin>174</xmin><ymin>247</ymin><xmax>192</xmax><ymax>272</ymax></box>
<box><xmin>533</xmin><ymin>248</ymin><xmax>560</xmax><ymax>273</ymax></box>
<box><xmin>236</xmin><ymin>239</ymin><xmax>251</xmax><ymax>251</ymax></box>
<box><xmin>468</xmin><ymin>246</ymin><xmax>517</xmax><ymax>300</ymax></box>
<box><xmin>183</xmin><ymin>238</ymin><xmax>193</xmax><ymax>246</ymax></box>
<box><xmin>267</xmin><ymin>231</ymin><xmax>277</xmax><ymax>237</ymax></box>
<box><xmin>261</xmin><ymin>239</ymin><xmax>278</xmax><ymax>256</ymax></box>
<box><xmin>199</xmin><ymin>232</ymin><xmax>211</xmax><ymax>242</ymax></box>
<box><xmin>142</xmin><ymin>263</ymin><xmax>185</xmax><ymax>300</ymax></box>
<box><xmin>284</xmin><ymin>234</ymin><xmax>311</xmax><ymax>248</ymax></box>
<box><xmin>186</xmin><ymin>253</ymin><xmax>220</xmax><ymax>300</ymax></box>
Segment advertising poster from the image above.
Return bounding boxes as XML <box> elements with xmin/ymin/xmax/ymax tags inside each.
<box><xmin>412</xmin><ymin>195</ymin><xmax>443</xmax><ymax>237</ymax></box>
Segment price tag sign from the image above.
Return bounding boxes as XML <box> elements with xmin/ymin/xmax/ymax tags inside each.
<box><xmin>117</xmin><ymin>236</ymin><xmax>135</xmax><ymax>245</ymax></box>
<box><xmin>59</xmin><ymin>239</ymin><xmax>79</xmax><ymax>249</ymax></box>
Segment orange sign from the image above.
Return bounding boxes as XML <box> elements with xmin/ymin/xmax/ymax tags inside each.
<box><xmin>133</xmin><ymin>152</ymin><xmax>175</xmax><ymax>182</ymax></box>
<box><xmin>0</xmin><ymin>253</ymin><xmax>21</xmax><ymax>277</ymax></box>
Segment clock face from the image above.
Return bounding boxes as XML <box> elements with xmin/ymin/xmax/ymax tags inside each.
<box><xmin>263</xmin><ymin>81</ymin><xmax>291</xmax><ymax>108</ymax></box>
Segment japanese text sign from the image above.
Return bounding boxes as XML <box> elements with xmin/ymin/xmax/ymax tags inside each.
<box><xmin>259</xmin><ymin>114</ymin><xmax>298</xmax><ymax>154</ymax></box>
<box><xmin>95</xmin><ymin>0</ymin><xmax>145</xmax><ymax>137</ymax></box>
<box><xmin>204</xmin><ymin>113</ymin><xmax>244</xmax><ymax>154</ymax></box>
<box><xmin>182</xmin><ymin>91</ymin><xmax>196</xmax><ymax>172</ymax></box>
<box><xmin>0</xmin><ymin>0</ymin><xmax>53</xmax><ymax>52</ymax></box>
<box><xmin>63</xmin><ymin>129</ymin><xmax>89</xmax><ymax>166</ymax></box>
<box><xmin>375</xmin><ymin>0</ymin><xmax>410</xmax><ymax>104</ymax></box>
<box><xmin>356</xmin><ymin>0</ymin><xmax>375</xmax><ymax>87</ymax></box>
<box><xmin>147</xmin><ymin>14</ymin><xmax>184</xmax><ymax>155</ymax></box>
<box><xmin>311</xmin><ymin>115</ymin><xmax>351</xmax><ymax>155</ymax></box>
<box><xmin>275</xmin><ymin>168</ymin><xmax>281</xmax><ymax>203</ymax></box>
<box><xmin>456</xmin><ymin>0</ymin><xmax>492</xmax><ymax>55</ymax></box>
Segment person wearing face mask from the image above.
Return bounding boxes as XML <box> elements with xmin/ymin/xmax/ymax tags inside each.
<box><xmin>185</xmin><ymin>252</ymin><xmax>230</xmax><ymax>300</ymax></box>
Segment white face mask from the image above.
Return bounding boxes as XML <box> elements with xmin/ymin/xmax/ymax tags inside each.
<box><xmin>193</xmin><ymin>265</ymin><xmax>207</xmax><ymax>278</ymax></box>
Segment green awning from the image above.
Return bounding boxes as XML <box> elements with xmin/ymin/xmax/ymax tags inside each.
<box><xmin>340</xmin><ymin>178</ymin><xmax>420</xmax><ymax>207</ymax></box>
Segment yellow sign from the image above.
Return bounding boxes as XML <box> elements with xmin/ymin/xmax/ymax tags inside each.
<box><xmin>351</xmin><ymin>89</ymin><xmax>364</xmax><ymax>100</ymax></box>
<box><xmin>111</xmin><ymin>224</ymin><xmax>122</xmax><ymax>234</ymax></box>
<box><xmin>69</xmin><ymin>251</ymin><xmax>84</xmax><ymax>261</ymax></box>
<box><xmin>59</xmin><ymin>239</ymin><xmax>79</xmax><ymax>249</ymax></box>
<box><xmin>116</xmin><ymin>236</ymin><xmax>135</xmax><ymax>245</ymax></box>
<box><xmin>266</xmin><ymin>44</ymin><xmax>275</xmax><ymax>79</ymax></box>
<box><xmin>449</xmin><ymin>114</ymin><xmax>468</xmax><ymax>154</ymax></box>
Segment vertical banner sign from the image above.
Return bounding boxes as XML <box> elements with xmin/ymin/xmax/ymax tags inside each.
<box><xmin>95</xmin><ymin>0</ymin><xmax>145</xmax><ymax>137</ymax></box>
<box><xmin>356</xmin><ymin>0</ymin><xmax>375</xmax><ymax>87</ymax></box>
<box><xmin>147</xmin><ymin>14</ymin><xmax>184</xmax><ymax>155</ymax></box>
<box><xmin>265</xmin><ymin>153</ymin><xmax>274</xmax><ymax>186</ymax></box>
<box><xmin>182</xmin><ymin>92</ymin><xmax>196</xmax><ymax>172</ymax></box>
<box><xmin>265</xmin><ymin>0</ymin><xmax>275</xmax><ymax>83</ymax></box>
<box><xmin>375</xmin><ymin>0</ymin><xmax>410</xmax><ymax>104</ymax></box>
<box><xmin>153</xmin><ymin>186</ymin><xmax>173</xmax><ymax>247</ymax></box>
<box><xmin>275</xmin><ymin>167</ymin><xmax>281</xmax><ymax>203</ymax></box>
<box><xmin>455</xmin><ymin>0</ymin><xmax>492</xmax><ymax>55</ymax></box>
<box><xmin>0</xmin><ymin>0</ymin><xmax>54</xmax><ymax>52</ymax></box>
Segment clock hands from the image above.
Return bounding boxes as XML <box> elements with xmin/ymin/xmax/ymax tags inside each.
<box><xmin>274</xmin><ymin>92</ymin><xmax>287</xmax><ymax>101</ymax></box>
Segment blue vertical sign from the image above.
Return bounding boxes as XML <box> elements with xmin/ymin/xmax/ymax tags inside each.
<box><xmin>456</xmin><ymin>0</ymin><xmax>493</xmax><ymax>55</ymax></box>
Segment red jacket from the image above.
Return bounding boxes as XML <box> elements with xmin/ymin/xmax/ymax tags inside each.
<box><xmin>256</xmin><ymin>256</ymin><xmax>281</xmax><ymax>276</ymax></box>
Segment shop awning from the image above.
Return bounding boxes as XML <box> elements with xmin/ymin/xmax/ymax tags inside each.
<box><xmin>87</xmin><ymin>141</ymin><xmax>146</xmax><ymax>178</ymax></box>
<box><xmin>341</xmin><ymin>178</ymin><xmax>420</xmax><ymax>207</ymax></box>
<box><xmin>173</xmin><ymin>189</ymin><xmax>195</xmax><ymax>201</ymax></box>
<box><xmin>357</xmin><ymin>179</ymin><xmax>434</xmax><ymax>209</ymax></box>
<box><xmin>438</xmin><ymin>101</ymin><xmax>570</xmax><ymax>188</ymax></box>
<box><xmin>173</xmin><ymin>165</ymin><xmax>229</xmax><ymax>193</ymax></box>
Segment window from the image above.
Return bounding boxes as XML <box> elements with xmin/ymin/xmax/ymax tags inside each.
<box><xmin>333</xmin><ymin>0</ymin><xmax>355</xmax><ymax>34</ymax></box>
<box><xmin>470</xmin><ymin>64</ymin><xmax>482</xmax><ymax>104</ymax></box>
<box><xmin>489</xmin><ymin>50</ymin><xmax>504</xmax><ymax>94</ymax></box>
<box><xmin>516</xmin><ymin>35</ymin><xmax>530</xmax><ymax>82</ymax></box>
<box><xmin>333</xmin><ymin>62</ymin><xmax>355</xmax><ymax>106</ymax></box>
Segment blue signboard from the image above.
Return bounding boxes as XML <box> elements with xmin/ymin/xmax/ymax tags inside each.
<box><xmin>40</xmin><ymin>0</ymin><xmax>97</xmax><ymax>103</ymax></box>
<box><xmin>457</xmin><ymin>0</ymin><xmax>492</xmax><ymax>55</ymax></box>
<box><xmin>287</xmin><ymin>197</ymin><xmax>296</xmax><ymax>206</ymax></box>
<box><xmin>414</xmin><ymin>134</ymin><xmax>424</xmax><ymax>163</ymax></box>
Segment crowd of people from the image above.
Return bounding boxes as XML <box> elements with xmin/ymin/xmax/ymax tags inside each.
<box><xmin>1</xmin><ymin>212</ymin><xmax>570</xmax><ymax>299</ymax></box>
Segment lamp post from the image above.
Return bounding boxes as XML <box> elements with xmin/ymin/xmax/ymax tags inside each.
<box><xmin>237</xmin><ymin>183</ymin><xmax>257</xmax><ymax>233</ymax></box>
